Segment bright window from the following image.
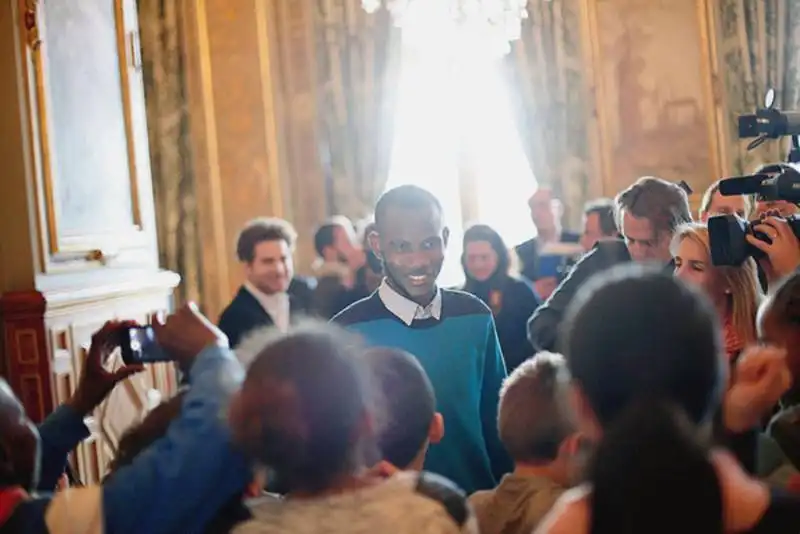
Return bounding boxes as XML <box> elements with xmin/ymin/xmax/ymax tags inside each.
<box><xmin>386</xmin><ymin>30</ymin><xmax>535</xmax><ymax>288</ymax></box>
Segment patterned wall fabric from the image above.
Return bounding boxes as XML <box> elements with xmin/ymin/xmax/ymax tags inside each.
<box><xmin>138</xmin><ymin>0</ymin><xmax>203</xmax><ymax>307</ymax></box>
<box><xmin>716</xmin><ymin>0</ymin><xmax>800</xmax><ymax>174</ymax></box>
<box><xmin>502</xmin><ymin>0</ymin><xmax>591</xmax><ymax>227</ymax></box>
<box><xmin>314</xmin><ymin>0</ymin><xmax>402</xmax><ymax>220</ymax></box>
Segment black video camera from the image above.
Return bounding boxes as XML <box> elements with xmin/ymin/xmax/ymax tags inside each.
<box><xmin>709</xmin><ymin>163</ymin><xmax>800</xmax><ymax>266</ymax></box>
<box><xmin>708</xmin><ymin>89</ymin><xmax>800</xmax><ymax>266</ymax></box>
<box><xmin>738</xmin><ymin>88</ymin><xmax>800</xmax><ymax>148</ymax></box>
<box><xmin>708</xmin><ymin>212</ymin><xmax>800</xmax><ymax>267</ymax></box>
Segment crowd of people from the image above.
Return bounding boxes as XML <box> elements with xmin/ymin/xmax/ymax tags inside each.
<box><xmin>4</xmin><ymin>173</ymin><xmax>800</xmax><ymax>533</ymax></box>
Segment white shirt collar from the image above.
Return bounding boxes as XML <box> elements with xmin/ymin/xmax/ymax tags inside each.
<box><xmin>244</xmin><ymin>281</ymin><xmax>290</xmax><ymax>332</ymax></box>
<box><xmin>377</xmin><ymin>279</ymin><xmax>442</xmax><ymax>326</ymax></box>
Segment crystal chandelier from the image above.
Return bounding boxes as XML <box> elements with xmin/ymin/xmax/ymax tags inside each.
<box><xmin>361</xmin><ymin>0</ymin><xmax>529</xmax><ymax>57</ymax></box>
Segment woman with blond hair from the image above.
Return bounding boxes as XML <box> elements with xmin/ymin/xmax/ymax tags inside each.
<box><xmin>671</xmin><ymin>223</ymin><xmax>761</xmax><ymax>360</ymax></box>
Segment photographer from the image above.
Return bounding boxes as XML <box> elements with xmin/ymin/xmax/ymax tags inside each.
<box><xmin>746</xmin><ymin>214</ymin><xmax>800</xmax><ymax>290</ymax></box>
<box><xmin>0</xmin><ymin>304</ymin><xmax>252</xmax><ymax>533</ymax></box>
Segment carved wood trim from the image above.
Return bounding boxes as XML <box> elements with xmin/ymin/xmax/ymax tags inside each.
<box><xmin>0</xmin><ymin>290</ymin><xmax>54</xmax><ymax>423</ymax></box>
<box><xmin>22</xmin><ymin>0</ymin><xmax>41</xmax><ymax>50</ymax></box>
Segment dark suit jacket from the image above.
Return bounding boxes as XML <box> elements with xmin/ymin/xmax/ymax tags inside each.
<box><xmin>527</xmin><ymin>239</ymin><xmax>665</xmax><ymax>352</ymax></box>
<box><xmin>218</xmin><ymin>279</ymin><xmax>314</xmax><ymax>348</ymax></box>
<box><xmin>515</xmin><ymin>231</ymin><xmax>581</xmax><ymax>282</ymax></box>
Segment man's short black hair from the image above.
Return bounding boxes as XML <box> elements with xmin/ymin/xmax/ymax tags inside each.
<box><xmin>374</xmin><ymin>185</ymin><xmax>443</xmax><ymax>230</ymax></box>
<box><xmin>364</xmin><ymin>347</ymin><xmax>436</xmax><ymax>468</ymax></box>
<box><xmin>313</xmin><ymin>216</ymin><xmax>353</xmax><ymax>257</ymax></box>
<box><xmin>236</xmin><ymin>217</ymin><xmax>297</xmax><ymax>263</ymax></box>
<box><xmin>584</xmin><ymin>198</ymin><xmax>618</xmax><ymax>236</ymax></box>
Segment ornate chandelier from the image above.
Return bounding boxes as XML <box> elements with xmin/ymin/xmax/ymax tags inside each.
<box><xmin>361</xmin><ymin>0</ymin><xmax>529</xmax><ymax>57</ymax></box>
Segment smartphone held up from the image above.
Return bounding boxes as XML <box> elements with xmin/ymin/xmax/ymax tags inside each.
<box><xmin>118</xmin><ymin>325</ymin><xmax>172</xmax><ymax>365</ymax></box>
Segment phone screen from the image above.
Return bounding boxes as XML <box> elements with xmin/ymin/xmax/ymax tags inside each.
<box><xmin>120</xmin><ymin>326</ymin><xmax>170</xmax><ymax>365</ymax></box>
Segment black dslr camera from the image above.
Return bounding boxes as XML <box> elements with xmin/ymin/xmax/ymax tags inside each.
<box><xmin>708</xmin><ymin>89</ymin><xmax>800</xmax><ymax>267</ymax></box>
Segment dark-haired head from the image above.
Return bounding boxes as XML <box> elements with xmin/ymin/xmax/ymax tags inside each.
<box><xmin>587</xmin><ymin>401</ymin><xmax>723</xmax><ymax>534</ymax></box>
<box><xmin>363</xmin><ymin>347</ymin><xmax>442</xmax><ymax>470</ymax></box>
<box><xmin>759</xmin><ymin>270</ymin><xmax>800</xmax><ymax>379</ymax></box>
<box><xmin>461</xmin><ymin>224</ymin><xmax>510</xmax><ymax>285</ymax></box>
<box><xmin>371</xmin><ymin>186</ymin><xmax>449</xmax><ymax>305</ymax></box>
<box><xmin>228</xmin><ymin>322</ymin><xmax>377</xmax><ymax>494</ymax></box>
<box><xmin>581</xmin><ymin>198</ymin><xmax>618</xmax><ymax>251</ymax></box>
<box><xmin>562</xmin><ymin>264</ymin><xmax>723</xmax><ymax>431</ymax></box>
<box><xmin>561</xmin><ymin>265</ymin><xmax>725</xmax><ymax>533</ymax></box>
<box><xmin>314</xmin><ymin>216</ymin><xmax>356</xmax><ymax>263</ymax></box>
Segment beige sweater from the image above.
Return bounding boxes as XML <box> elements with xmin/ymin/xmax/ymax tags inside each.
<box><xmin>469</xmin><ymin>474</ymin><xmax>565</xmax><ymax>534</ymax></box>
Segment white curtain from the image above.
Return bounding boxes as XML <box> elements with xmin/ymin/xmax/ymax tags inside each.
<box><xmin>386</xmin><ymin>11</ymin><xmax>536</xmax><ymax>288</ymax></box>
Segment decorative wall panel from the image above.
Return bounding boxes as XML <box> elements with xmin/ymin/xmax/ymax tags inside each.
<box><xmin>582</xmin><ymin>0</ymin><xmax>723</xmax><ymax>205</ymax></box>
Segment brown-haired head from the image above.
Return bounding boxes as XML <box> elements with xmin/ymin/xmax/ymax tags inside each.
<box><xmin>228</xmin><ymin>321</ymin><xmax>375</xmax><ymax>494</ymax></box>
<box><xmin>698</xmin><ymin>180</ymin><xmax>751</xmax><ymax>222</ymax></box>
<box><xmin>615</xmin><ymin>177</ymin><xmax>692</xmax><ymax>262</ymax></box>
<box><xmin>236</xmin><ymin>218</ymin><xmax>297</xmax><ymax>264</ymax></box>
<box><xmin>498</xmin><ymin>352</ymin><xmax>576</xmax><ymax>463</ymax></box>
<box><xmin>237</xmin><ymin>217</ymin><xmax>297</xmax><ymax>295</ymax></box>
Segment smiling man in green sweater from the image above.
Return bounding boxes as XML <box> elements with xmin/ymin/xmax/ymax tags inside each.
<box><xmin>333</xmin><ymin>185</ymin><xmax>512</xmax><ymax>494</ymax></box>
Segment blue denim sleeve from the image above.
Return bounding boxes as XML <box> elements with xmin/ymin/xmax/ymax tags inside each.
<box><xmin>37</xmin><ymin>404</ymin><xmax>90</xmax><ymax>491</ymax></box>
<box><xmin>102</xmin><ymin>345</ymin><xmax>251</xmax><ymax>534</ymax></box>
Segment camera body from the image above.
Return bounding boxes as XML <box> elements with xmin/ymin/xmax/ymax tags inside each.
<box><xmin>708</xmin><ymin>213</ymin><xmax>800</xmax><ymax>267</ymax></box>
<box><xmin>709</xmin><ymin>89</ymin><xmax>800</xmax><ymax>266</ymax></box>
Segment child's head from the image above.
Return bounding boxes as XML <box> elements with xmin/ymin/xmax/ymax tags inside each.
<box><xmin>363</xmin><ymin>347</ymin><xmax>443</xmax><ymax>470</ymax></box>
<box><xmin>228</xmin><ymin>322</ymin><xmax>377</xmax><ymax>494</ymax></box>
<box><xmin>498</xmin><ymin>352</ymin><xmax>577</xmax><ymax>472</ymax></box>
<box><xmin>0</xmin><ymin>379</ymin><xmax>39</xmax><ymax>491</ymax></box>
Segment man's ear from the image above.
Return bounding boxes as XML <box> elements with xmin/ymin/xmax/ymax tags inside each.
<box><xmin>428</xmin><ymin>412</ymin><xmax>444</xmax><ymax>444</ymax></box>
<box><xmin>368</xmin><ymin>230</ymin><xmax>382</xmax><ymax>259</ymax></box>
<box><xmin>442</xmin><ymin>227</ymin><xmax>450</xmax><ymax>248</ymax></box>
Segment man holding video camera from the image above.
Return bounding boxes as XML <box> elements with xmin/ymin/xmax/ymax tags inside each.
<box><xmin>706</xmin><ymin>163</ymin><xmax>800</xmax><ymax>292</ymax></box>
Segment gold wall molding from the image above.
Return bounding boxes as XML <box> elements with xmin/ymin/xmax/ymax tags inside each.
<box><xmin>183</xmin><ymin>0</ymin><xmax>314</xmax><ymax>320</ymax></box>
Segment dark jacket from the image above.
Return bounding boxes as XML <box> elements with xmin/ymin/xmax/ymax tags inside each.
<box><xmin>218</xmin><ymin>279</ymin><xmax>314</xmax><ymax>348</ymax></box>
<box><xmin>515</xmin><ymin>231</ymin><xmax>581</xmax><ymax>283</ymax></box>
<box><xmin>463</xmin><ymin>276</ymin><xmax>540</xmax><ymax>373</ymax></box>
<box><xmin>527</xmin><ymin>240</ymin><xmax>633</xmax><ymax>353</ymax></box>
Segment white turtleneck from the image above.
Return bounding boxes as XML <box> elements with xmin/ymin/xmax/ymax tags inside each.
<box><xmin>244</xmin><ymin>281</ymin><xmax>290</xmax><ymax>332</ymax></box>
